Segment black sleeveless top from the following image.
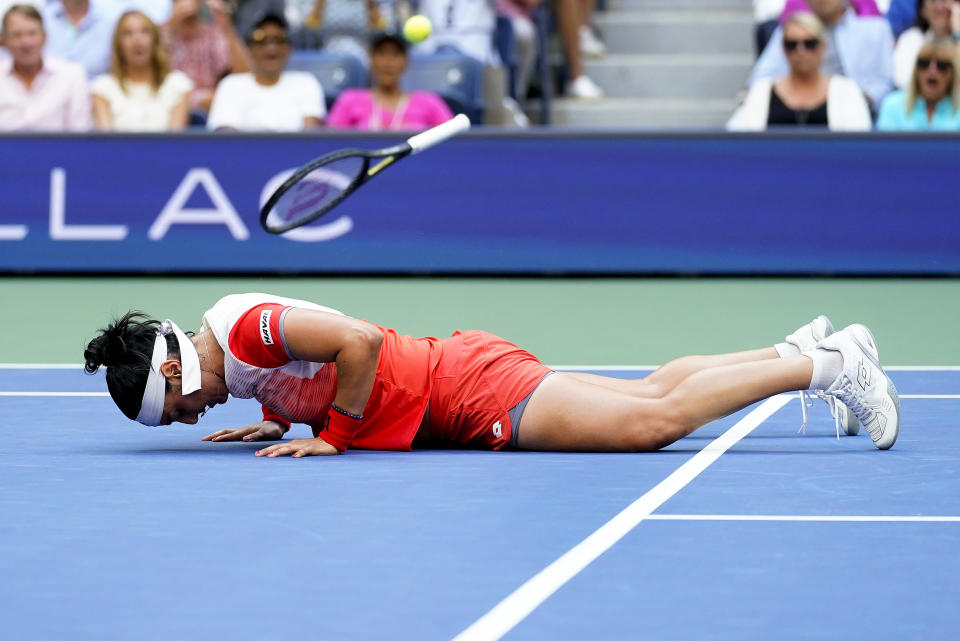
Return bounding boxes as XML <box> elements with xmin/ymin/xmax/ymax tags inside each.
<box><xmin>768</xmin><ymin>88</ymin><xmax>828</xmax><ymax>126</ymax></box>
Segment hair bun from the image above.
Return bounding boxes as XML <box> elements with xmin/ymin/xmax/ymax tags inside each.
<box><xmin>83</xmin><ymin>311</ymin><xmax>156</xmax><ymax>374</ymax></box>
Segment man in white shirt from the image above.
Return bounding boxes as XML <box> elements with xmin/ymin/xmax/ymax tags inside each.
<box><xmin>207</xmin><ymin>14</ymin><xmax>325</xmax><ymax>131</ymax></box>
<box><xmin>0</xmin><ymin>4</ymin><xmax>91</xmax><ymax>131</ymax></box>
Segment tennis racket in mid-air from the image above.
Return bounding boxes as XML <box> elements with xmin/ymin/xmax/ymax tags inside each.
<box><xmin>260</xmin><ymin>113</ymin><xmax>471</xmax><ymax>234</ymax></box>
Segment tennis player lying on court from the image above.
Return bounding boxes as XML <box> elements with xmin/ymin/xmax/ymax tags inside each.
<box><xmin>83</xmin><ymin>292</ymin><xmax>900</xmax><ymax>455</ymax></box>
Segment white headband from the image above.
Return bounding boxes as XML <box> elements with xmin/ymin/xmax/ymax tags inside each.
<box><xmin>135</xmin><ymin>319</ymin><xmax>202</xmax><ymax>426</ymax></box>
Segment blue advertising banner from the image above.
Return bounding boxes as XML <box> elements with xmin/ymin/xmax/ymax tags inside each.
<box><xmin>0</xmin><ymin>132</ymin><xmax>957</xmax><ymax>274</ymax></box>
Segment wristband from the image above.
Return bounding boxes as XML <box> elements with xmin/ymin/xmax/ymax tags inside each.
<box><xmin>319</xmin><ymin>405</ymin><xmax>362</xmax><ymax>451</ymax></box>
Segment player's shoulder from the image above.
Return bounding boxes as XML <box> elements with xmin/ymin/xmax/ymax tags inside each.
<box><xmin>205</xmin><ymin>293</ymin><xmax>343</xmax><ymax>326</ymax></box>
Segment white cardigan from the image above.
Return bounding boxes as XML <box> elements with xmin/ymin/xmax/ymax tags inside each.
<box><xmin>727</xmin><ymin>75</ymin><xmax>873</xmax><ymax>131</ymax></box>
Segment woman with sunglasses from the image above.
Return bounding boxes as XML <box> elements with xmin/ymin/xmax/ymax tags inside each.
<box><xmin>877</xmin><ymin>36</ymin><xmax>960</xmax><ymax>129</ymax></box>
<box><xmin>728</xmin><ymin>12</ymin><xmax>871</xmax><ymax>130</ymax></box>
<box><xmin>893</xmin><ymin>0</ymin><xmax>960</xmax><ymax>89</ymax></box>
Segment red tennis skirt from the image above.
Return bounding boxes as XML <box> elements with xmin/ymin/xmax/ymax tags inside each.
<box><xmin>422</xmin><ymin>330</ymin><xmax>552</xmax><ymax>450</ymax></box>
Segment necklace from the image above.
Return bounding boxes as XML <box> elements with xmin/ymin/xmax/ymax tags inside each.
<box><xmin>199</xmin><ymin>331</ymin><xmax>227</xmax><ymax>382</ymax></box>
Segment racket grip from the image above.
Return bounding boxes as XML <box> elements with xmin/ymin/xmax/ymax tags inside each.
<box><xmin>406</xmin><ymin>113</ymin><xmax>471</xmax><ymax>155</ymax></box>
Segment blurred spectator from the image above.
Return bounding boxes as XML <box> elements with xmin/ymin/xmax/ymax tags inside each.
<box><xmin>295</xmin><ymin>0</ymin><xmax>383</xmax><ymax>61</ymax></box>
<box><xmin>0</xmin><ymin>4</ymin><xmax>91</xmax><ymax>130</ymax></box>
<box><xmin>415</xmin><ymin>0</ymin><xmax>497</xmax><ymax>64</ymax></box>
<box><xmin>165</xmin><ymin>0</ymin><xmax>251</xmax><ymax>116</ymax></box>
<box><xmin>755</xmin><ymin>0</ymin><xmax>882</xmax><ymax>54</ymax></box>
<box><xmin>782</xmin><ymin>0</ymin><xmax>882</xmax><ymax>21</ymax></box>
<box><xmin>729</xmin><ymin>12</ymin><xmax>872</xmax><ymax>130</ymax></box>
<box><xmin>877</xmin><ymin>35</ymin><xmax>960</xmax><ymax>128</ymax></box>
<box><xmin>413</xmin><ymin>0</ymin><xmax>529</xmax><ymax>122</ymax></box>
<box><xmin>328</xmin><ymin>31</ymin><xmax>453</xmax><ymax>129</ymax></box>
<box><xmin>207</xmin><ymin>13</ymin><xmax>325</xmax><ymax>130</ymax></box>
<box><xmin>41</xmin><ymin>0</ymin><xmax>126</xmax><ymax>78</ymax></box>
<box><xmin>893</xmin><ymin>0</ymin><xmax>958</xmax><ymax>88</ymax></box>
<box><xmin>91</xmin><ymin>10</ymin><xmax>193</xmax><ymax>130</ymax></box>
<box><xmin>553</xmin><ymin>0</ymin><xmax>603</xmax><ymax>97</ymax></box>
<box><xmin>497</xmin><ymin>0</ymin><xmax>540</xmax><ymax>99</ymax></box>
<box><xmin>750</xmin><ymin>0</ymin><xmax>895</xmax><ymax>108</ymax></box>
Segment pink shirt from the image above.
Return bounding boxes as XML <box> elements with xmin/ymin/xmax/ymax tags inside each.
<box><xmin>327</xmin><ymin>89</ymin><xmax>454</xmax><ymax>131</ymax></box>
<box><xmin>0</xmin><ymin>56</ymin><xmax>92</xmax><ymax>131</ymax></box>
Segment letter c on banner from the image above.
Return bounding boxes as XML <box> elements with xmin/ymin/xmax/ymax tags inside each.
<box><xmin>260</xmin><ymin>170</ymin><xmax>354</xmax><ymax>242</ymax></box>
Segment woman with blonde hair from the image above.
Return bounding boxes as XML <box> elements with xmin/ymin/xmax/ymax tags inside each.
<box><xmin>91</xmin><ymin>10</ymin><xmax>193</xmax><ymax>131</ymax></box>
<box><xmin>728</xmin><ymin>12</ymin><xmax>872</xmax><ymax>131</ymax></box>
<box><xmin>878</xmin><ymin>36</ymin><xmax>960</xmax><ymax>130</ymax></box>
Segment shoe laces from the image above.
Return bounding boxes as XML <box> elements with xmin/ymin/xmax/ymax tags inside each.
<box><xmin>832</xmin><ymin>376</ymin><xmax>872</xmax><ymax>430</ymax></box>
<box><xmin>796</xmin><ymin>390</ymin><xmax>841</xmax><ymax>440</ymax></box>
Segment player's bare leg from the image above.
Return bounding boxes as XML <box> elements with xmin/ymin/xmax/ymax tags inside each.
<box><xmin>561</xmin><ymin>347</ymin><xmax>780</xmax><ymax>399</ymax></box>
<box><xmin>517</xmin><ymin>355</ymin><xmax>812</xmax><ymax>452</ymax></box>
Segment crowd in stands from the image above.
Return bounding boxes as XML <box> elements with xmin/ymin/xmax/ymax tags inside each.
<box><xmin>0</xmin><ymin>0</ymin><xmax>609</xmax><ymax>132</ymax></box>
<box><xmin>2</xmin><ymin>0</ymin><xmax>960</xmax><ymax>132</ymax></box>
<box><xmin>740</xmin><ymin>0</ymin><xmax>960</xmax><ymax>130</ymax></box>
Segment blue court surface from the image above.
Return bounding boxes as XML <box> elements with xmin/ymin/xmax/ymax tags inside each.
<box><xmin>1</xmin><ymin>365</ymin><xmax>958</xmax><ymax>641</ymax></box>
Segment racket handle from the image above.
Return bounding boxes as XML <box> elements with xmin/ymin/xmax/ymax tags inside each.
<box><xmin>406</xmin><ymin>113</ymin><xmax>471</xmax><ymax>155</ymax></box>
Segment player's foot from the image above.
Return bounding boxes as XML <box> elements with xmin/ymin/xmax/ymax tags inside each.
<box><xmin>787</xmin><ymin>316</ymin><xmax>861</xmax><ymax>437</ymax></box>
<box><xmin>815</xmin><ymin>326</ymin><xmax>900</xmax><ymax>450</ymax></box>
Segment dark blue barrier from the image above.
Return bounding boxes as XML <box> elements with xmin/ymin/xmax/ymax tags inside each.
<box><xmin>1</xmin><ymin>132</ymin><xmax>957</xmax><ymax>274</ymax></box>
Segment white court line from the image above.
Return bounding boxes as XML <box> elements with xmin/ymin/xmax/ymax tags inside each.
<box><xmin>449</xmin><ymin>394</ymin><xmax>792</xmax><ymax>641</ymax></box>
<box><xmin>0</xmin><ymin>392</ymin><xmax>109</xmax><ymax>397</ymax></box>
<box><xmin>549</xmin><ymin>365</ymin><xmax>960</xmax><ymax>372</ymax></box>
<box><xmin>901</xmin><ymin>395</ymin><xmax>960</xmax><ymax>399</ymax></box>
<box><xmin>646</xmin><ymin>514</ymin><xmax>960</xmax><ymax>523</ymax></box>
<box><xmin>0</xmin><ymin>364</ymin><xmax>84</xmax><ymax>369</ymax></box>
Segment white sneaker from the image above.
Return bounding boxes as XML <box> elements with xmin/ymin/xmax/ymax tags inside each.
<box><xmin>566</xmin><ymin>75</ymin><xmax>605</xmax><ymax>99</ymax></box>
<box><xmin>787</xmin><ymin>316</ymin><xmax>860</xmax><ymax>437</ymax></box>
<box><xmin>579</xmin><ymin>25</ymin><xmax>607</xmax><ymax>58</ymax></box>
<box><xmin>816</xmin><ymin>326</ymin><xmax>900</xmax><ymax>450</ymax></box>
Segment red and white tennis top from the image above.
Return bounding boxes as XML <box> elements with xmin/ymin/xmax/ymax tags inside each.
<box><xmin>200</xmin><ymin>293</ymin><xmax>441</xmax><ymax>451</ymax></box>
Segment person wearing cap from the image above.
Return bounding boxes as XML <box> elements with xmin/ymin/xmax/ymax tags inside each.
<box><xmin>207</xmin><ymin>13</ymin><xmax>325</xmax><ymax>130</ymax></box>
<box><xmin>327</xmin><ymin>31</ymin><xmax>452</xmax><ymax>131</ymax></box>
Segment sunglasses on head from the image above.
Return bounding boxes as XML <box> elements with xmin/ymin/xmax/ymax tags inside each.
<box><xmin>916</xmin><ymin>57</ymin><xmax>953</xmax><ymax>72</ymax></box>
<box><xmin>784</xmin><ymin>38</ymin><xmax>820</xmax><ymax>52</ymax></box>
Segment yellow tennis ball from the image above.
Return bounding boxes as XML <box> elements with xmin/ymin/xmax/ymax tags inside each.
<box><xmin>403</xmin><ymin>15</ymin><xmax>432</xmax><ymax>43</ymax></box>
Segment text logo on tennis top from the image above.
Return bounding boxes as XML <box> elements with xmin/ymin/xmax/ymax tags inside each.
<box><xmin>260</xmin><ymin>310</ymin><xmax>274</xmax><ymax>345</ymax></box>
<box><xmin>492</xmin><ymin>421</ymin><xmax>502</xmax><ymax>439</ymax></box>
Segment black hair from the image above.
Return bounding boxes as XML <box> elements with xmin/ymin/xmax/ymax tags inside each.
<box><xmin>83</xmin><ymin>311</ymin><xmax>179</xmax><ymax>421</ymax></box>
<box><xmin>248</xmin><ymin>12</ymin><xmax>288</xmax><ymax>39</ymax></box>
<box><xmin>370</xmin><ymin>31</ymin><xmax>409</xmax><ymax>54</ymax></box>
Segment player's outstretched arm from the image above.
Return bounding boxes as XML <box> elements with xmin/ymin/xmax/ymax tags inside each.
<box><xmin>202</xmin><ymin>420</ymin><xmax>287</xmax><ymax>442</ymax></box>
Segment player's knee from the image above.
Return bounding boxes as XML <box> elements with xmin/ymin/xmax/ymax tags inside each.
<box><xmin>626</xmin><ymin>404</ymin><xmax>687</xmax><ymax>451</ymax></box>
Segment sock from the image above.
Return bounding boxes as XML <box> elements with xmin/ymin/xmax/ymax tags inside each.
<box><xmin>805</xmin><ymin>348</ymin><xmax>844</xmax><ymax>391</ymax></box>
<box><xmin>775</xmin><ymin>342</ymin><xmax>800</xmax><ymax>358</ymax></box>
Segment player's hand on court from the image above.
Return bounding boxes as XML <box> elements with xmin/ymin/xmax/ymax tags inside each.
<box><xmin>202</xmin><ymin>421</ymin><xmax>286</xmax><ymax>442</ymax></box>
<box><xmin>255</xmin><ymin>437</ymin><xmax>341</xmax><ymax>458</ymax></box>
